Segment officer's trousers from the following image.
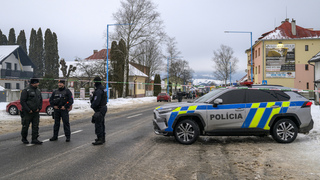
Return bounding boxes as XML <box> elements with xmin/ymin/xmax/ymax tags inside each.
<box><xmin>21</xmin><ymin>112</ymin><xmax>40</xmax><ymax>140</ymax></box>
<box><xmin>53</xmin><ymin>109</ymin><xmax>70</xmax><ymax>138</ymax></box>
<box><xmin>95</xmin><ymin>106</ymin><xmax>107</xmax><ymax>138</ymax></box>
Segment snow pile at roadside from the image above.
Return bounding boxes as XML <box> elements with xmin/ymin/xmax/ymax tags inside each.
<box><xmin>0</xmin><ymin>97</ymin><xmax>157</xmax><ymax>121</ymax></box>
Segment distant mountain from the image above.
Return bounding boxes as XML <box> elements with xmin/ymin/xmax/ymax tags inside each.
<box><xmin>192</xmin><ymin>70</ymin><xmax>246</xmax><ymax>86</ymax></box>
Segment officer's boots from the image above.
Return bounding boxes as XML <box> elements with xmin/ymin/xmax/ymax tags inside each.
<box><xmin>95</xmin><ymin>136</ymin><xmax>105</xmax><ymax>143</ymax></box>
<box><xmin>92</xmin><ymin>137</ymin><xmax>104</xmax><ymax>145</ymax></box>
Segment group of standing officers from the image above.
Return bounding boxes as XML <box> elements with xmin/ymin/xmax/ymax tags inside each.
<box><xmin>20</xmin><ymin>76</ymin><xmax>107</xmax><ymax>146</ymax></box>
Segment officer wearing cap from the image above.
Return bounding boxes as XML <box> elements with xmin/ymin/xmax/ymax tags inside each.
<box><xmin>90</xmin><ymin>76</ymin><xmax>107</xmax><ymax>145</ymax></box>
<box><xmin>49</xmin><ymin>79</ymin><xmax>73</xmax><ymax>142</ymax></box>
<box><xmin>20</xmin><ymin>77</ymin><xmax>43</xmax><ymax>144</ymax></box>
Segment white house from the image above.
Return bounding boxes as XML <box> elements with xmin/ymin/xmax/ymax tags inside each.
<box><xmin>308</xmin><ymin>51</ymin><xmax>320</xmax><ymax>104</ymax></box>
<box><xmin>0</xmin><ymin>45</ymin><xmax>34</xmax><ymax>90</ymax></box>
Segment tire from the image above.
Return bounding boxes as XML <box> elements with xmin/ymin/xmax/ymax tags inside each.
<box><xmin>174</xmin><ymin>119</ymin><xmax>199</xmax><ymax>145</ymax></box>
<box><xmin>9</xmin><ymin>106</ymin><xmax>18</xmax><ymax>115</ymax></box>
<box><xmin>46</xmin><ymin>106</ymin><xmax>54</xmax><ymax>116</ymax></box>
<box><xmin>271</xmin><ymin>119</ymin><xmax>298</xmax><ymax>143</ymax></box>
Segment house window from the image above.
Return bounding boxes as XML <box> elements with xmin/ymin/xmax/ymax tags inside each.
<box><xmin>16</xmin><ymin>83</ymin><xmax>20</xmax><ymax>89</ymax></box>
<box><xmin>305</xmin><ymin>45</ymin><xmax>309</xmax><ymax>51</ymax></box>
<box><xmin>307</xmin><ymin>82</ymin><xmax>309</xmax><ymax>89</ymax></box>
<box><xmin>305</xmin><ymin>64</ymin><xmax>309</xmax><ymax>71</ymax></box>
<box><xmin>258</xmin><ymin>65</ymin><xmax>260</xmax><ymax>74</ymax></box>
<box><xmin>5</xmin><ymin>83</ymin><xmax>11</xmax><ymax>89</ymax></box>
<box><xmin>6</xmin><ymin>63</ymin><xmax>12</xmax><ymax>70</ymax></box>
<box><xmin>255</xmin><ymin>50</ymin><xmax>257</xmax><ymax>58</ymax></box>
<box><xmin>14</xmin><ymin>63</ymin><xmax>18</xmax><ymax>70</ymax></box>
<box><xmin>258</xmin><ymin>48</ymin><xmax>260</xmax><ymax>56</ymax></box>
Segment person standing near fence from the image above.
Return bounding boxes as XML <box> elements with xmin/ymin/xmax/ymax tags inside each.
<box><xmin>90</xmin><ymin>76</ymin><xmax>107</xmax><ymax>145</ymax></box>
<box><xmin>49</xmin><ymin>79</ymin><xmax>73</xmax><ymax>142</ymax></box>
<box><xmin>20</xmin><ymin>77</ymin><xmax>43</xmax><ymax>145</ymax></box>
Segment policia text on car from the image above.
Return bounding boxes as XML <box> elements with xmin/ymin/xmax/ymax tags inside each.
<box><xmin>20</xmin><ymin>78</ymin><xmax>43</xmax><ymax>145</ymax></box>
<box><xmin>49</xmin><ymin>79</ymin><xmax>73</xmax><ymax>142</ymax></box>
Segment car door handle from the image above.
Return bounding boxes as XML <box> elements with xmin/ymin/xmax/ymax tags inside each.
<box><xmin>271</xmin><ymin>105</ymin><xmax>280</xmax><ymax>108</ymax></box>
<box><xmin>235</xmin><ymin>108</ymin><xmax>244</xmax><ymax>111</ymax></box>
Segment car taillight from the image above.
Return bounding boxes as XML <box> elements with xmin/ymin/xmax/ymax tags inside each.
<box><xmin>301</xmin><ymin>101</ymin><xmax>312</xmax><ymax>108</ymax></box>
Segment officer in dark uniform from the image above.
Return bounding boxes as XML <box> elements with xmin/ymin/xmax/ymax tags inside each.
<box><xmin>49</xmin><ymin>79</ymin><xmax>73</xmax><ymax>142</ymax></box>
<box><xmin>90</xmin><ymin>76</ymin><xmax>107</xmax><ymax>145</ymax></box>
<box><xmin>20</xmin><ymin>78</ymin><xmax>43</xmax><ymax>144</ymax></box>
<box><xmin>177</xmin><ymin>89</ymin><xmax>183</xmax><ymax>102</ymax></box>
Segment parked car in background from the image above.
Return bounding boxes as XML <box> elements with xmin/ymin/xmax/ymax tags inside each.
<box><xmin>6</xmin><ymin>92</ymin><xmax>54</xmax><ymax>115</ymax></box>
<box><xmin>157</xmin><ymin>93</ymin><xmax>171</xmax><ymax>102</ymax></box>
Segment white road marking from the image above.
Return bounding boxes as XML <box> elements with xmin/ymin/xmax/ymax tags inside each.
<box><xmin>26</xmin><ymin>130</ymin><xmax>83</xmax><ymax>145</ymax></box>
<box><xmin>127</xmin><ymin>113</ymin><xmax>142</xmax><ymax>119</ymax></box>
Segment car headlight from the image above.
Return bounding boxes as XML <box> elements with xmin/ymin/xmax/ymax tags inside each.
<box><xmin>157</xmin><ymin>107</ymin><xmax>175</xmax><ymax>114</ymax></box>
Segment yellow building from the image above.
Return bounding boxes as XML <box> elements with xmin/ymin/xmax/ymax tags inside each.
<box><xmin>246</xmin><ymin>19</ymin><xmax>320</xmax><ymax>90</ymax></box>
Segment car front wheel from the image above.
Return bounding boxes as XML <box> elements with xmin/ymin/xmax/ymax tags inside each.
<box><xmin>46</xmin><ymin>106</ymin><xmax>54</xmax><ymax>116</ymax></box>
<box><xmin>9</xmin><ymin>106</ymin><xmax>18</xmax><ymax>115</ymax></box>
<box><xmin>271</xmin><ymin>119</ymin><xmax>298</xmax><ymax>143</ymax></box>
<box><xmin>174</xmin><ymin>119</ymin><xmax>199</xmax><ymax>145</ymax></box>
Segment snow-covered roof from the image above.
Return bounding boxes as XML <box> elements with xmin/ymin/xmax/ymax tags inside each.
<box><xmin>60</xmin><ymin>60</ymin><xmax>148</xmax><ymax>78</ymax></box>
<box><xmin>129</xmin><ymin>64</ymin><xmax>148</xmax><ymax>77</ymax></box>
<box><xmin>0</xmin><ymin>45</ymin><xmax>19</xmax><ymax>62</ymax></box>
<box><xmin>308</xmin><ymin>51</ymin><xmax>320</xmax><ymax>63</ymax></box>
<box><xmin>0</xmin><ymin>85</ymin><xmax>4</xmax><ymax>91</ymax></box>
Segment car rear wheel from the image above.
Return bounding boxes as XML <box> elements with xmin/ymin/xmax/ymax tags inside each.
<box><xmin>46</xmin><ymin>106</ymin><xmax>54</xmax><ymax>116</ymax></box>
<box><xmin>174</xmin><ymin>119</ymin><xmax>199</xmax><ymax>145</ymax></box>
<box><xmin>9</xmin><ymin>106</ymin><xmax>18</xmax><ymax>115</ymax></box>
<box><xmin>271</xmin><ymin>119</ymin><xmax>298</xmax><ymax>143</ymax></box>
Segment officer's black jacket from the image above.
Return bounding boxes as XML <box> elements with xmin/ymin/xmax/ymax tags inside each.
<box><xmin>20</xmin><ymin>85</ymin><xmax>42</xmax><ymax>112</ymax></box>
<box><xmin>49</xmin><ymin>87</ymin><xmax>73</xmax><ymax>108</ymax></box>
<box><xmin>90</xmin><ymin>84</ymin><xmax>107</xmax><ymax>112</ymax></box>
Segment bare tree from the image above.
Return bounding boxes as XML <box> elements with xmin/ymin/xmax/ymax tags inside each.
<box><xmin>170</xmin><ymin>59</ymin><xmax>193</xmax><ymax>91</ymax></box>
<box><xmin>111</xmin><ymin>0</ymin><xmax>166</xmax><ymax>97</ymax></box>
<box><xmin>59</xmin><ymin>58</ymin><xmax>77</xmax><ymax>82</ymax></box>
<box><xmin>212</xmin><ymin>44</ymin><xmax>239</xmax><ymax>85</ymax></box>
<box><xmin>75</xmin><ymin>59</ymin><xmax>106</xmax><ymax>87</ymax></box>
<box><xmin>132</xmin><ymin>39</ymin><xmax>163</xmax><ymax>78</ymax></box>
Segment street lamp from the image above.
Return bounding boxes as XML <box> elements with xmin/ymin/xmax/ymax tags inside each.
<box><xmin>224</xmin><ymin>31</ymin><xmax>253</xmax><ymax>82</ymax></box>
<box><xmin>167</xmin><ymin>56</ymin><xmax>182</xmax><ymax>94</ymax></box>
<box><xmin>106</xmin><ymin>23</ymin><xmax>131</xmax><ymax>102</ymax></box>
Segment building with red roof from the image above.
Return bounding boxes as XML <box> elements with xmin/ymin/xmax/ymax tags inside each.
<box><xmin>246</xmin><ymin>18</ymin><xmax>320</xmax><ymax>91</ymax></box>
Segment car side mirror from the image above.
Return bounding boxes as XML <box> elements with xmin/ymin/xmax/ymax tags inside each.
<box><xmin>213</xmin><ymin>98</ymin><xmax>223</xmax><ymax>107</ymax></box>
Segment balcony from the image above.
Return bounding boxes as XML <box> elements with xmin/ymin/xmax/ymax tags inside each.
<box><xmin>0</xmin><ymin>69</ymin><xmax>34</xmax><ymax>79</ymax></box>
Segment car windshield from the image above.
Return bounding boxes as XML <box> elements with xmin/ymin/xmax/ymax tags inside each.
<box><xmin>194</xmin><ymin>88</ymin><xmax>225</xmax><ymax>103</ymax></box>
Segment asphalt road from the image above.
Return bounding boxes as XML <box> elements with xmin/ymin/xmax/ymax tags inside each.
<box><xmin>1</xmin><ymin>100</ymin><xmax>319</xmax><ymax>180</ymax></box>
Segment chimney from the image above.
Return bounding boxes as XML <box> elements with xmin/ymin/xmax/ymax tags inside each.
<box><xmin>93</xmin><ymin>50</ymin><xmax>98</xmax><ymax>54</ymax></box>
<box><xmin>291</xmin><ymin>19</ymin><xmax>296</xmax><ymax>36</ymax></box>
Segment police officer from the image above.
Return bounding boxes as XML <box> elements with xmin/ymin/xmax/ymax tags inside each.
<box><xmin>20</xmin><ymin>77</ymin><xmax>43</xmax><ymax>144</ymax></box>
<box><xmin>177</xmin><ymin>89</ymin><xmax>183</xmax><ymax>102</ymax></box>
<box><xmin>49</xmin><ymin>79</ymin><xmax>73</xmax><ymax>142</ymax></box>
<box><xmin>90</xmin><ymin>76</ymin><xmax>107</xmax><ymax>145</ymax></box>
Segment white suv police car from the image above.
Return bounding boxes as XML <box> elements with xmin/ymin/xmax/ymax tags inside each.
<box><xmin>153</xmin><ymin>85</ymin><xmax>313</xmax><ymax>145</ymax></box>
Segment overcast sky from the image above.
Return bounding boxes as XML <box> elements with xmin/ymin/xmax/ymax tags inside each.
<box><xmin>1</xmin><ymin>0</ymin><xmax>320</xmax><ymax>78</ymax></box>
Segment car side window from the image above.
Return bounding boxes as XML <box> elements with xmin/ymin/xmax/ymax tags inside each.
<box><xmin>274</xmin><ymin>90</ymin><xmax>290</xmax><ymax>101</ymax></box>
<box><xmin>213</xmin><ymin>89</ymin><xmax>246</xmax><ymax>104</ymax></box>
<box><xmin>246</xmin><ymin>90</ymin><xmax>278</xmax><ymax>103</ymax></box>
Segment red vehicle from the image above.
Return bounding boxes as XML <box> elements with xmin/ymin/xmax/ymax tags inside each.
<box><xmin>6</xmin><ymin>92</ymin><xmax>54</xmax><ymax>115</ymax></box>
<box><xmin>157</xmin><ymin>93</ymin><xmax>171</xmax><ymax>102</ymax></box>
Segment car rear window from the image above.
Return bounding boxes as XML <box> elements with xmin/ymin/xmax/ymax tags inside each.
<box><xmin>159</xmin><ymin>93</ymin><xmax>166</xmax><ymax>96</ymax></box>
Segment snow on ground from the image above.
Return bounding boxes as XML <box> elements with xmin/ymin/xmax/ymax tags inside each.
<box><xmin>0</xmin><ymin>97</ymin><xmax>157</xmax><ymax>121</ymax></box>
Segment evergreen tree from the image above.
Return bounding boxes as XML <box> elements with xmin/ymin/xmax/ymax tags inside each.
<box><xmin>34</xmin><ymin>28</ymin><xmax>44</xmax><ymax>77</ymax></box>
<box><xmin>154</xmin><ymin>74</ymin><xmax>161</xmax><ymax>96</ymax></box>
<box><xmin>118</xmin><ymin>39</ymin><xmax>126</xmax><ymax>97</ymax></box>
<box><xmin>29</xmin><ymin>28</ymin><xmax>37</xmax><ymax>68</ymax></box>
<box><xmin>17</xmin><ymin>30</ymin><xmax>27</xmax><ymax>53</ymax></box>
<box><xmin>0</xmin><ymin>30</ymin><xmax>2</xmax><ymax>45</ymax></box>
<box><xmin>52</xmin><ymin>32</ymin><xmax>59</xmax><ymax>78</ymax></box>
<box><xmin>8</xmin><ymin>28</ymin><xmax>16</xmax><ymax>45</ymax></box>
<box><xmin>44</xmin><ymin>28</ymin><xmax>54</xmax><ymax>76</ymax></box>
<box><xmin>1</xmin><ymin>34</ymin><xmax>8</xmax><ymax>45</ymax></box>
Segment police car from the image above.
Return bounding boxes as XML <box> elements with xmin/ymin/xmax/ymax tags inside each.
<box><xmin>153</xmin><ymin>85</ymin><xmax>313</xmax><ymax>145</ymax></box>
